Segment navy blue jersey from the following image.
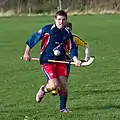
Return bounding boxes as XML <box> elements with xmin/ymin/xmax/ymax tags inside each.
<box><xmin>26</xmin><ymin>24</ymin><xmax>77</xmax><ymax>64</ymax></box>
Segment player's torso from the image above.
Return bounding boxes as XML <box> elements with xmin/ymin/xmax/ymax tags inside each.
<box><xmin>40</xmin><ymin>24</ymin><xmax>69</xmax><ymax>63</ymax></box>
<box><xmin>49</xmin><ymin>28</ymin><xmax>68</xmax><ymax>47</ymax></box>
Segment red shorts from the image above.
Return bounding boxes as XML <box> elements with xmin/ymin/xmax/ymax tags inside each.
<box><xmin>42</xmin><ymin>63</ymin><xmax>67</xmax><ymax>80</ymax></box>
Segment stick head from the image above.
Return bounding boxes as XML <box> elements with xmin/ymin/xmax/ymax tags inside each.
<box><xmin>81</xmin><ymin>56</ymin><xmax>95</xmax><ymax>67</ymax></box>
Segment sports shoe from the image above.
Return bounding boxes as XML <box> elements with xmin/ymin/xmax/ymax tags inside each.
<box><xmin>60</xmin><ymin>108</ymin><xmax>71</xmax><ymax>113</ymax></box>
<box><xmin>51</xmin><ymin>88</ymin><xmax>59</xmax><ymax>96</ymax></box>
<box><xmin>36</xmin><ymin>85</ymin><xmax>45</xmax><ymax>103</ymax></box>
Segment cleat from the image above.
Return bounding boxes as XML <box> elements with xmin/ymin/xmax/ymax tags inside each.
<box><xmin>36</xmin><ymin>85</ymin><xmax>45</xmax><ymax>103</ymax></box>
<box><xmin>60</xmin><ymin>108</ymin><xmax>71</xmax><ymax>113</ymax></box>
<box><xmin>51</xmin><ymin>88</ymin><xmax>59</xmax><ymax>96</ymax></box>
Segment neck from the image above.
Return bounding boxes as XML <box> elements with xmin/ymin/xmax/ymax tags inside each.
<box><xmin>55</xmin><ymin>24</ymin><xmax>64</xmax><ymax>30</ymax></box>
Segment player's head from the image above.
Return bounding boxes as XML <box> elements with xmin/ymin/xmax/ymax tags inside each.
<box><xmin>54</xmin><ymin>10</ymin><xmax>67</xmax><ymax>29</ymax></box>
<box><xmin>66</xmin><ymin>22</ymin><xmax>72</xmax><ymax>31</ymax></box>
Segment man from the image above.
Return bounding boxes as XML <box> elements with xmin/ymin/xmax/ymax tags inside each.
<box><xmin>23</xmin><ymin>10</ymin><xmax>81</xmax><ymax>112</ymax></box>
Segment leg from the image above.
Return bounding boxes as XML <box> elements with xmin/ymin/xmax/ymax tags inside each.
<box><xmin>36</xmin><ymin>63</ymin><xmax>59</xmax><ymax>102</ymax></box>
<box><xmin>45</xmin><ymin>78</ymin><xmax>59</xmax><ymax>92</ymax></box>
<box><xmin>58</xmin><ymin>76</ymin><xmax>68</xmax><ymax>111</ymax></box>
<box><xmin>56</xmin><ymin>63</ymin><xmax>71</xmax><ymax>112</ymax></box>
<box><xmin>58</xmin><ymin>76</ymin><xmax>71</xmax><ymax>112</ymax></box>
<box><xmin>51</xmin><ymin>63</ymin><xmax>71</xmax><ymax>96</ymax></box>
<box><xmin>36</xmin><ymin>78</ymin><xmax>59</xmax><ymax>102</ymax></box>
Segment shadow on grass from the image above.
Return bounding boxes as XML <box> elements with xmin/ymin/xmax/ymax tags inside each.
<box><xmin>81</xmin><ymin>88</ymin><xmax>120</xmax><ymax>95</ymax></box>
<box><xmin>74</xmin><ymin>104</ymin><xmax>120</xmax><ymax>111</ymax></box>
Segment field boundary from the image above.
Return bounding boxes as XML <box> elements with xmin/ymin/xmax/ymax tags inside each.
<box><xmin>0</xmin><ymin>10</ymin><xmax>120</xmax><ymax>17</ymax></box>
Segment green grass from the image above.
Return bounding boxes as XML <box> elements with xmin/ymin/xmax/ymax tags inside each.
<box><xmin>0</xmin><ymin>14</ymin><xmax>120</xmax><ymax>120</ymax></box>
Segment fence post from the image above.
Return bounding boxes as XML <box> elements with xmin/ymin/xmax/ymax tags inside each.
<box><xmin>1</xmin><ymin>7</ymin><xmax>4</xmax><ymax>15</ymax></box>
<box><xmin>28</xmin><ymin>7</ymin><xmax>32</xmax><ymax>16</ymax></box>
<box><xmin>59</xmin><ymin>0</ymin><xmax>62</xmax><ymax>10</ymax></box>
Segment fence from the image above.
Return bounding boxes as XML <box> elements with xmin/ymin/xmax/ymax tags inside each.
<box><xmin>0</xmin><ymin>0</ymin><xmax>120</xmax><ymax>14</ymax></box>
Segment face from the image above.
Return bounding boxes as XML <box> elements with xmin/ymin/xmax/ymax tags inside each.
<box><xmin>54</xmin><ymin>15</ymin><xmax>67</xmax><ymax>29</ymax></box>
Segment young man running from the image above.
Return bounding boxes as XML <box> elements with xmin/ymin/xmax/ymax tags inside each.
<box><xmin>23</xmin><ymin>10</ymin><xmax>81</xmax><ymax>112</ymax></box>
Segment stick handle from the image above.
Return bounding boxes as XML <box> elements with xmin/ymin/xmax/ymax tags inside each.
<box><xmin>48</xmin><ymin>60</ymin><xmax>75</xmax><ymax>65</ymax></box>
<box><xmin>20</xmin><ymin>56</ymin><xmax>95</xmax><ymax>66</ymax></box>
<box><xmin>20</xmin><ymin>57</ymin><xmax>75</xmax><ymax>64</ymax></box>
<box><xmin>20</xmin><ymin>57</ymin><xmax>39</xmax><ymax>61</ymax></box>
<box><xmin>30</xmin><ymin>58</ymin><xmax>39</xmax><ymax>61</ymax></box>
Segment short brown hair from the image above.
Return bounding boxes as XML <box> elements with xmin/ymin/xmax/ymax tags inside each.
<box><xmin>54</xmin><ymin>10</ymin><xmax>67</xmax><ymax>19</ymax></box>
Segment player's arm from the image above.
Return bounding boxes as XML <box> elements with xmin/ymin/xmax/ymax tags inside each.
<box><xmin>73</xmin><ymin>35</ymin><xmax>90</xmax><ymax>61</ymax></box>
<box><xmin>23</xmin><ymin>28</ymin><xmax>44</xmax><ymax>61</ymax></box>
<box><xmin>84</xmin><ymin>45</ymin><xmax>90</xmax><ymax>61</ymax></box>
<box><xmin>66</xmin><ymin>32</ymin><xmax>81</xmax><ymax>67</ymax></box>
<box><xmin>81</xmin><ymin>40</ymin><xmax>90</xmax><ymax>61</ymax></box>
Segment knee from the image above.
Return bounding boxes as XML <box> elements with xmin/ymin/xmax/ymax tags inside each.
<box><xmin>51</xmin><ymin>84</ymin><xmax>58</xmax><ymax>90</ymax></box>
<box><xmin>59</xmin><ymin>82</ymin><xmax>67</xmax><ymax>92</ymax></box>
<box><xmin>51</xmin><ymin>81</ymin><xmax>59</xmax><ymax>90</ymax></box>
<box><xmin>46</xmin><ymin>79</ymin><xmax>59</xmax><ymax>91</ymax></box>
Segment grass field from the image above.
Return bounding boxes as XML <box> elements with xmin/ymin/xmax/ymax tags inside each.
<box><xmin>0</xmin><ymin>14</ymin><xmax>120</xmax><ymax>120</ymax></box>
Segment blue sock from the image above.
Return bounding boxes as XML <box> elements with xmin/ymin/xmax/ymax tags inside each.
<box><xmin>59</xmin><ymin>91</ymin><xmax>67</xmax><ymax>110</ymax></box>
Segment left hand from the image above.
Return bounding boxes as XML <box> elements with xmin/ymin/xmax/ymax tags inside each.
<box><xmin>73</xmin><ymin>56</ymin><xmax>81</xmax><ymax>67</ymax></box>
<box><xmin>74</xmin><ymin>60</ymin><xmax>81</xmax><ymax>67</ymax></box>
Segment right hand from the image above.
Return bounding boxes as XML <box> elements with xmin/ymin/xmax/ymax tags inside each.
<box><xmin>23</xmin><ymin>53</ymin><xmax>30</xmax><ymax>61</ymax></box>
<box><xmin>22</xmin><ymin>45</ymin><xmax>31</xmax><ymax>61</ymax></box>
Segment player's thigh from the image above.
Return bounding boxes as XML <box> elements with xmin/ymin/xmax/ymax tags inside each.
<box><xmin>56</xmin><ymin>63</ymin><xmax>67</xmax><ymax>77</ymax></box>
<box><xmin>42</xmin><ymin>63</ymin><xmax>59</xmax><ymax>89</ymax></box>
<box><xmin>46</xmin><ymin>78</ymin><xmax>59</xmax><ymax>90</ymax></box>
<box><xmin>56</xmin><ymin>63</ymin><xmax>67</xmax><ymax>91</ymax></box>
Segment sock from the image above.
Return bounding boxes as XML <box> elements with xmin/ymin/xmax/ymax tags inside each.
<box><xmin>59</xmin><ymin>91</ymin><xmax>67</xmax><ymax>110</ymax></box>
